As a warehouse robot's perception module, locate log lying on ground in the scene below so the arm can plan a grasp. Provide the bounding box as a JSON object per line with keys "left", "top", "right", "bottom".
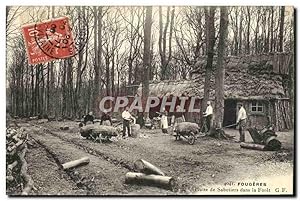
{"left": 125, "top": 172, "right": 175, "bottom": 190}
{"left": 62, "top": 157, "right": 90, "bottom": 170}
{"left": 134, "top": 159, "right": 165, "bottom": 176}
{"left": 240, "top": 142, "right": 266, "bottom": 151}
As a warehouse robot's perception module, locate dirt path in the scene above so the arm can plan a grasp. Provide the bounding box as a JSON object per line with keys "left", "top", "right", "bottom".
{"left": 16, "top": 120, "right": 293, "bottom": 195}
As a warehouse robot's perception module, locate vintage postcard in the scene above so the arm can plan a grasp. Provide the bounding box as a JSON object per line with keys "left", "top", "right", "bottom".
{"left": 6, "top": 5, "right": 295, "bottom": 196}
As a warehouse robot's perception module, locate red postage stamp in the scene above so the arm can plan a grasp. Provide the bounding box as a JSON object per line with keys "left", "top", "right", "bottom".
{"left": 22, "top": 17, "right": 75, "bottom": 65}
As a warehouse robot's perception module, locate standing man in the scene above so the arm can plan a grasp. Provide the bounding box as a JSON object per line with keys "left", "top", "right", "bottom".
{"left": 236, "top": 103, "right": 247, "bottom": 142}
{"left": 203, "top": 101, "right": 213, "bottom": 133}
{"left": 122, "top": 107, "right": 133, "bottom": 138}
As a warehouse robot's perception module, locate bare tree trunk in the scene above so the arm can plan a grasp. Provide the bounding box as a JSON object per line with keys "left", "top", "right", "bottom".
{"left": 245, "top": 7, "right": 251, "bottom": 54}
{"left": 215, "top": 7, "right": 228, "bottom": 128}
{"left": 202, "top": 7, "right": 216, "bottom": 114}
{"left": 278, "top": 6, "right": 285, "bottom": 52}
{"left": 142, "top": 6, "right": 152, "bottom": 118}
{"left": 254, "top": 8, "right": 261, "bottom": 54}
{"left": 270, "top": 7, "right": 274, "bottom": 52}
{"left": 93, "top": 7, "right": 103, "bottom": 116}
{"left": 238, "top": 8, "right": 243, "bottom": 54}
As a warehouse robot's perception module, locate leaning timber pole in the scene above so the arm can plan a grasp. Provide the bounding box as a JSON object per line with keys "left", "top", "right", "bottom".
{"left": 142, "top": 6, "right": 153, "bottom": 118}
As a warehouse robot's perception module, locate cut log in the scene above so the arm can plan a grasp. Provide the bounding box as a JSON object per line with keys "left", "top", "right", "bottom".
{"left": 265, "top": 136, "right": 281, "bottom": 151}
{"left": 62, "top": 157, "right": 90, "bottom": 170}
{"left": 240, "top": 142, "right": 266, "bottom": 151}
{"left": 6, "top": 128, "right": 18, "bottom": 139}
{"left": 134, "top": 159, "right": 165, "bottom": 176}
{"left": 8, "top": 160, "right": 18, "bottom": 171}
{"left": 7, "top": 140, "right": 24, "bottom": 152}
{"left": 125, "top": 172, "right": 175, "bottom": 190}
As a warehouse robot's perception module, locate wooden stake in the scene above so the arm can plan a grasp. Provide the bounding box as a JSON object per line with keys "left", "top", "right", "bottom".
{"left": 62, "top": 157, "right": 90, "bottom": 170}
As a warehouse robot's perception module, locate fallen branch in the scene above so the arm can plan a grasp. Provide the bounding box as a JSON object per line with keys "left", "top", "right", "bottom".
{"left": 62, "top": 157, "right": 90, "bottom": 170}
{"left": 125, "top": 172, "right": 175, "bottom": 190}
{"left": 134, "top": 159, "right": 165, "bottom": 176}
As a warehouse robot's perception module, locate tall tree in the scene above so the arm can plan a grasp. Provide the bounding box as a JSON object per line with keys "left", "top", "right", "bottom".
{"left": 93, "top": 6, "right": 103, "bottom": 116}
{"left": 202, "top": 7, "right": 216, "bottom": 116}
{"left": 278, "top": 6, "right": 285, "bottom": 52}
{"left": 159, "top": 6, "right": 175, "bottom": 80}
{"left": 142, "top": 6, "right": 152, "bottom": 117}
{"left": 214, "top": 7, "right": 229, "bottom": 128}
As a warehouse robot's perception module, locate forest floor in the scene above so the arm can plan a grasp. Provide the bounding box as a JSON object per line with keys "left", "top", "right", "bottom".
{"left": 8, "top": 120, "right": 294, "bottom": 196}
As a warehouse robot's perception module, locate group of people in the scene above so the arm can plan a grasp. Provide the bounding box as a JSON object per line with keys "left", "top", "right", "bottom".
{"left": 82, "top": 101, "right": 248, "bottom": 142}
{"left": 203, "top": 100, "right": 248, "bottom": 142}
{"left": 82, "top": 108, "right": 133, "bottom": 138}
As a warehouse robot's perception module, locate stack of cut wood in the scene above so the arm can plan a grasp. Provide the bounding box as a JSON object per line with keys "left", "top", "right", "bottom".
{"left": 125, "top": 159, "right": 176, "bottom": 190}
{"left": 242, "top": 128, "right": 281, "bottom": 151}
{"left": 6, "top": 127, "right": 33, "bottom": 195}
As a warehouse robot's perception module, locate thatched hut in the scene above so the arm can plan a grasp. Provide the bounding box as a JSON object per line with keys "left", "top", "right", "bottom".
{"left": 135, "top": 53, "right": 293, "bottom": 131}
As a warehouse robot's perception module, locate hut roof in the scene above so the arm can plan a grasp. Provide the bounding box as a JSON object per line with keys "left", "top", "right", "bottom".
{"left": 136, "top": 53, "right": 292, "bottom": 100}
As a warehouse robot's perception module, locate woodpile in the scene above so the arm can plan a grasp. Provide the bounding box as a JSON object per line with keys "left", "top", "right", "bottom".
{"left": 6, "top": 127, "right": 33, "bottom": 195}
{"left": 125, "top": 159, "right": 176, "bottom": 190}
{"left": 274, "top": 99, "right": 292, "bottom": 131}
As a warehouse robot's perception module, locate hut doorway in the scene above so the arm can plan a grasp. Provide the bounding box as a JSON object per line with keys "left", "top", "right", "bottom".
{"left": 223, "top": 99, "right": 237, "bottom": 127}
